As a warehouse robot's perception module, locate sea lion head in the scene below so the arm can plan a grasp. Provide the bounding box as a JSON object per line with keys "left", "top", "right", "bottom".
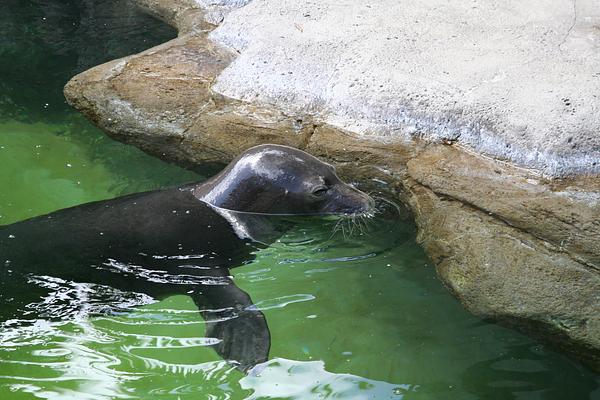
{"left": 194, "top": 144, "right": 372, "bottom": 216}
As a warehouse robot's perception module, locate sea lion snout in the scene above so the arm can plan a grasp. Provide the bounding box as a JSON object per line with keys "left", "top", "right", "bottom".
{"left": 321, "top": 182, "right": 374, "bottom": 216}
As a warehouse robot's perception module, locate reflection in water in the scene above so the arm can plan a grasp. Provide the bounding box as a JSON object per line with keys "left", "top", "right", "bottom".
{"left": 23, "top": 275, "right": 155, "bottom": 320}
{"left": 241, "top": 358, "right": 413, "bottom": 400}
{"left": 0, "top": 0, "right": 177, "bottom": 122}
{"left": 462, "top": 343, "right": 599, "bottom": 400}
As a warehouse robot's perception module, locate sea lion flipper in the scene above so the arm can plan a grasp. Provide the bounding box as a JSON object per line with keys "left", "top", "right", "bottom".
{"left": 205, "top": 306, "right": 270, "bottom": 372}
{"left": 191, "top": 279, "right": 271, "bottom": 372}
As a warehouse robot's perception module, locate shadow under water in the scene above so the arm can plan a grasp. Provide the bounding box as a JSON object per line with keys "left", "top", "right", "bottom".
{"left": 0, "top": 0, "right": 177, "bottom": 123}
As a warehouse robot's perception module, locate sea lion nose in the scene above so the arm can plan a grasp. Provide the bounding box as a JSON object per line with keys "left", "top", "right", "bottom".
{"left": 337, "top": 185, "right": 373, "bottom": 215}
{"left": 356, "top": 192, "right": 375, "bottom": 214}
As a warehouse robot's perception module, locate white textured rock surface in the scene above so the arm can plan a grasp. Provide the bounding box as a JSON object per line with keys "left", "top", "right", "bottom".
{"left": 194, "top": 0, "right": 251, "bottom": 24}
{"left": 209, "top": 0, "right": 600, "bottom": 176}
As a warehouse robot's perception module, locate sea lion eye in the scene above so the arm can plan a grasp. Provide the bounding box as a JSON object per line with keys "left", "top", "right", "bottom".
{"left": 312, "top": 186, "right": 328, "bottom": 196}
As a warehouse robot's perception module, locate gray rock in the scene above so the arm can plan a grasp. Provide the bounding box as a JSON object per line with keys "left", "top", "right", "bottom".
{"left": 210, "top": 0, "right": 600, "bottom": 177}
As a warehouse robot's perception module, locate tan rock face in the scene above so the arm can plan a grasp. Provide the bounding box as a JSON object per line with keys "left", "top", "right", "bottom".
{"left": 407, "top": 180, "right": 600, "bottom": 368}
{"left": 408, "top": 146, "right": 600, "bottom": 267}
{"left": 63, "top": 0, "right": 600, "bottom": 371}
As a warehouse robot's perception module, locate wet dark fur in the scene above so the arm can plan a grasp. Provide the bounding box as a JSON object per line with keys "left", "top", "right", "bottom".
{"left": 0, "top": 145, "right": 371, "bottom": 372}
{"left": 0, "top": 186, "right": 268, "bottom": 371}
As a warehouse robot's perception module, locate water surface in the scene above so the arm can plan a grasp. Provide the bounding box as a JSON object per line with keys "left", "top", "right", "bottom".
{"left": 0, "top": 1, "right": 598, "bottom": 399}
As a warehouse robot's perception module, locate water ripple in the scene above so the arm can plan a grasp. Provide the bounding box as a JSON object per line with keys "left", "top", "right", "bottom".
{"left": 251, "top": 294, "right": 316, "bottom": 311}
{"left": 242, "top": 358, "right": 411, "bottom": 400}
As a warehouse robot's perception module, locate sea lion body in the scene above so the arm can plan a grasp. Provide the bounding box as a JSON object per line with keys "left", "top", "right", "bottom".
{"left": 0, "top": 145, "right": 371, "bottom": 370}
{"left": 0, "top": 187, "right": 253, "bottom": 311}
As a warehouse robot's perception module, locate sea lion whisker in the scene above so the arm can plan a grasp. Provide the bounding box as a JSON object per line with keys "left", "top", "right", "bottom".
{"left": 354, "top": 218, "right": 364, "bottom": 236}
{"left": 345, "top": 218, "right": 353, "bottom": 238}
{"left": 348, "top": 217, "right": 358, "bottom": 238}
{"left": 353, "top": 219, "right": 360, "bottom": 237}
{"left": 358, "top": 215, "right": 369, "bottom": 235}
{"left": 353, "top": 216, "right": 365, "bottom": 236}
{"left": 329, "top": 219, "right": 343, "bottom": 240}
{"left": 346, "top": 217, "right": 355, "bottom": 237}
{"left": 341, "top": 220, "right": 349, "bottom": 240}
{"left": 372, "top": 195, "right": 402, "bottom": 217}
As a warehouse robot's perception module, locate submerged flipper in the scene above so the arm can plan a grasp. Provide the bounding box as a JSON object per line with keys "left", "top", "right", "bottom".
{"left": 191, "top": 277, "right": 271, "bottom": 372}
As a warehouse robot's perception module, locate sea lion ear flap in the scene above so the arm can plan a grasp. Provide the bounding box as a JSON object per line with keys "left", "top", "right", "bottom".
{"left": 191, "top": 280, "right": 271, "bottom": 372}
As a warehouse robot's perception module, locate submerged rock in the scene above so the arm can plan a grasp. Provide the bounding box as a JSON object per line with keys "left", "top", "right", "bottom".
{"left": 64, "top": 0, "right": 600, "bottom": 370}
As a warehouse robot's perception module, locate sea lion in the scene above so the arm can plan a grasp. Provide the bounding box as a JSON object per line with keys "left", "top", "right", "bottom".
{"left": 0, "top": 144, "right": 372, "bottom": 371}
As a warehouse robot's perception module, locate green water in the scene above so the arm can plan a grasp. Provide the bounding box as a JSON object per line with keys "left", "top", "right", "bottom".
{"left": 0, "top": 1, "right": 598, "bottom": 399}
